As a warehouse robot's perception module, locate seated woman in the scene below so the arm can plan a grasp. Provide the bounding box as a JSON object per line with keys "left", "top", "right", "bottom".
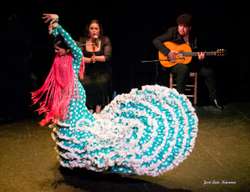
{"left": 79, "top": 19, "right": 112, "bottom": 113}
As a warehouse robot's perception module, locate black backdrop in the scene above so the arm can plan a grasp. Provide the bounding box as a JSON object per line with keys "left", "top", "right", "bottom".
{"left": 1, "top": 0, "right": 249, "bottom": 121}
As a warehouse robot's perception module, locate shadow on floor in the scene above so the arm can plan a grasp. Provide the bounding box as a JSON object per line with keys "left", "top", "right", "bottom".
{"left": 54, "top": 167, "right": 191, "bottom": 192}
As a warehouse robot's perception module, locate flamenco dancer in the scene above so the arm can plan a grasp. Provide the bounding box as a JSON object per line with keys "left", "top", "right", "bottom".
{"left": 32, "top": 13, "right": 198, "bottom": 177}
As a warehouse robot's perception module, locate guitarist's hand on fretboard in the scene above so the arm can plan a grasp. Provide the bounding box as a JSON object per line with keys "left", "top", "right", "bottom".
{"left": 197, "top": 52, "right": 205, "bottom": 60}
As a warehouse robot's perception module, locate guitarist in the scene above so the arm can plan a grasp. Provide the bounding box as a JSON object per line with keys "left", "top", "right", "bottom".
{"left": 153, "top": 13, "right": 223, "bottom": 110}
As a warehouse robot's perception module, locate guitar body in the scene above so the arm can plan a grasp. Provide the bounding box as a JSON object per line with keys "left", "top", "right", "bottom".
{"left": 158, "top": 41, "right": 193, "bottom": 68}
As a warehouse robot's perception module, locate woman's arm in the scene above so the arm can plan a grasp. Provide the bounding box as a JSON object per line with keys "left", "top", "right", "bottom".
{"left": 55, "top": 25, "right": 83, "bottom": 59}
{"left": 42, "top": 13, "right": 82, "bottom": 60}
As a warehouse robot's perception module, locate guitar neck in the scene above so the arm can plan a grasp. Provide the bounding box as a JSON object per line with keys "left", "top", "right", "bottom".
{"left": 183, "top": 51, "right": 219, "bottom": 56}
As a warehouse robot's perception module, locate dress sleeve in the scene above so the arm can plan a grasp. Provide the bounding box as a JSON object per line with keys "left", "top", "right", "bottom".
{"left": 52, "top": 24, "right": 83, "bottom": 60}
{"left": 102, "top": 36, "right": 112, "bottom": 61}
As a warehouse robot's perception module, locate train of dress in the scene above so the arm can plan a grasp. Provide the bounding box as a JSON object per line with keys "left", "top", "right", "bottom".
{"left": 51, "top": 85, "right": 198, "bottom": 177}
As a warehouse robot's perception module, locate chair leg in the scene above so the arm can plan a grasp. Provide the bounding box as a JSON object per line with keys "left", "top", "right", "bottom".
{"left": 193, "top": 73, "right": 198, "bottom": 105}
{"left": 169, "top": 72, "right": 198, "bottom": 105}
{"left": 169, "top": 73, "right": 173, "bottom": 88}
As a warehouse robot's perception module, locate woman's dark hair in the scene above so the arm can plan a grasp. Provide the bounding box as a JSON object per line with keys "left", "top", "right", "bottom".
{"left": 176, "top": 13, "right": 192, "bottom": 26}
{"left": 84, "top": 19, "right": 103, "bottom": 37}
{"left": 53, "top": 35, "right": 69, "bottom": 49}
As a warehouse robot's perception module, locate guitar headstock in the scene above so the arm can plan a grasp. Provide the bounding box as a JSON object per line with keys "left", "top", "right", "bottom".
{"left": 215, "top": 49, "right": 226, "bottom": 56}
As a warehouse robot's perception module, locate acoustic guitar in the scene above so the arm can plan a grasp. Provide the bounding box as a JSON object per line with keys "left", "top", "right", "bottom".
{"left": 158, "top": 41, "right": 225, "bottom": 68}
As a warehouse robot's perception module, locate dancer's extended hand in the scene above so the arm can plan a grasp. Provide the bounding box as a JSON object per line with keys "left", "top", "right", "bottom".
{"left": 42, "top": 13, "right": 59, "bottom": 33}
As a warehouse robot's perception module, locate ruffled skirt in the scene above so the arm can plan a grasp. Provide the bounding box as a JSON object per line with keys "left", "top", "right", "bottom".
{"left": 51, "top": 85, "right": 198, "bottom": 177}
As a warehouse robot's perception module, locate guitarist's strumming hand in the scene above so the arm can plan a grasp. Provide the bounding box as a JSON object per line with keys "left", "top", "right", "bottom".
{"left": 168, "top": 51, "right": 179, "bottom": 61}
{"left": 198, "top": 52, "right": 205, "bottom": 60}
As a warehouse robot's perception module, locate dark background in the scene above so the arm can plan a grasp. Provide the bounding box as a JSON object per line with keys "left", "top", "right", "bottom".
{"left": 0, "top": 0, "right": 249, "bottom": 122}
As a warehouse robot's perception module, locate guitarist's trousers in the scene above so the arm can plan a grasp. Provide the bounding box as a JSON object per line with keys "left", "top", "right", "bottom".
{"left": 170, "top": 63, "right": 217, "bottom": 101}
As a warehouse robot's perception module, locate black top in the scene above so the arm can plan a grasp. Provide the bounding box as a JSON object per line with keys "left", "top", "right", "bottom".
{"left": 79, "top": 36, "right": 112, "bottom": 74}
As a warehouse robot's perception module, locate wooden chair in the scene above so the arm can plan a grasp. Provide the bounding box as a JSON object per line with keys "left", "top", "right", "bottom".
{"left": 169, "top": 72, "right": 198, "bottom": 105}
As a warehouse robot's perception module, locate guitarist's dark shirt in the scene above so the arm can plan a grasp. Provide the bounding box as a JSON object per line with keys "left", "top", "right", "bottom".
{"left": 153, "top": 26, "right": 198, "bottom": 56}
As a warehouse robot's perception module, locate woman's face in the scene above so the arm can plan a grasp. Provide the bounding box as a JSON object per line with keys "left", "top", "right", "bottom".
{"left": 54, "top": 45, "right": 67, "bottom": 56}
{"left": 88, "top": 23, "right": 100, "bottom": 39}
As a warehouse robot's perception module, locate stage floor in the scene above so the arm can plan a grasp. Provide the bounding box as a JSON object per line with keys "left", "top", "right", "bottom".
{"left": 0, "top": 102, "right": 249, "bottom": 192}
